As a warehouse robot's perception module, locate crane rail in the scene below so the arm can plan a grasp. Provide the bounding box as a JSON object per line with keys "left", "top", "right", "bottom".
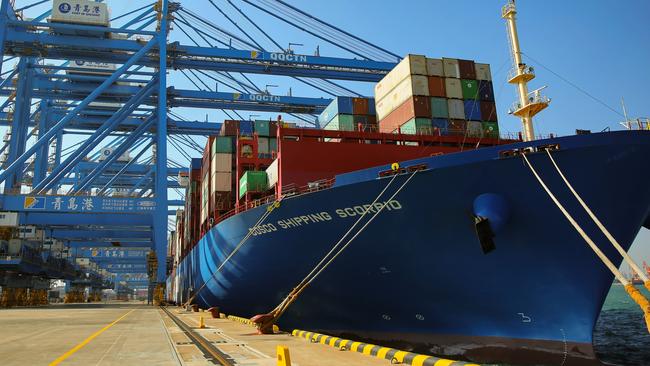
{"left": 160, "top": 306, "right": 236, "bottom": 366}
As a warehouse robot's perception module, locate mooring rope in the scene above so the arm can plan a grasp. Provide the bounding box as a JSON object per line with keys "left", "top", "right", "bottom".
{"left": 522, "top": 152, "right": 650, "bottom": 333}
{"left": 184, "top": 197, "right": 282, "bottom": 307}
{"left": 546, "top": 149, "right": 650, "bottom": 291}
{"left": 267, "top": 170, "right": 419, "bottom": 324}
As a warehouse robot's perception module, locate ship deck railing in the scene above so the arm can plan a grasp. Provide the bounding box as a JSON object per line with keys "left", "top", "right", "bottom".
{"left": 211, "top": 178, "right": 336, "bottom": 228}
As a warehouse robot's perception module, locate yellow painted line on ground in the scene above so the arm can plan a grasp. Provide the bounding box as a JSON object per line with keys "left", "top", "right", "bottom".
{"left": 48, "top": 309, "right": 136, "bottom": 366}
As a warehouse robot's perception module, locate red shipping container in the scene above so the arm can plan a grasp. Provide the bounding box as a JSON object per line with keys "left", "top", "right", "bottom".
{"left": 278, "top": 140, "right": 460, "bottom": 189}
{"left": 378, "top": 96, "right": 431, "bottom": 133}
{"left": 480, "top": 101, "right": 498, "bottom": 122}
{"left": 269, "top": 121, "right": 278, "bottom": 137}
{"left": 448, "top": 119, "right": 467, "bottom": 135}
{"left": 458, "top": 59, "right": 476, "bottom": 79}
{"left": 352, "top": 97, "right": 369, "bottom": 115}
{"left": 427, "top": 76, "right": 446, "bottom": 97}
{"left": 220, "top": 120, "right": 239, "bottom": 136}
{"left": 212, "top": 191, "right": 232, "bottom": 212}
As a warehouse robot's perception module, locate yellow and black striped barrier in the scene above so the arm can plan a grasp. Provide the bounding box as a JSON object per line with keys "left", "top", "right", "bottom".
{"left": 226, "top": 314, "right": 280, "bottom": 332}
{"left": 226, "top": 314, "right": 255, "bottom": 326}
{"left": 291, "top": 330, "right": 479, "bottom": 366}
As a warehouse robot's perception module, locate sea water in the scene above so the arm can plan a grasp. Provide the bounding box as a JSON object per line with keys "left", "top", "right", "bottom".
{"left": 594, "top": 284, "right": 650, "bottom": 365}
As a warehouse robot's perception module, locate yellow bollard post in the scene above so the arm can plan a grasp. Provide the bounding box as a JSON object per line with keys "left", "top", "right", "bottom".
{"left": 277, "top": 345, "right": 291, "bottom": 366}
{"left": 199, "top": 316, "right": 205, "bottom": 329}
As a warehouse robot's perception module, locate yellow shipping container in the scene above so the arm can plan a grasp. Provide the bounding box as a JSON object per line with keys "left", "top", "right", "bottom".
{"left": 374, "top": 54, "right": 427, "bottom": 101}
{"left": 475, "top": 63, "right": 492, "bottom": 81}
{"left": 443, "top": 58, "right": 460, "bottom": 78}
{"left": 375, "top": 75, "right": 429, "bottom": 120}
{"left": 426, "top": 58, "right": 444, "bottom": 76}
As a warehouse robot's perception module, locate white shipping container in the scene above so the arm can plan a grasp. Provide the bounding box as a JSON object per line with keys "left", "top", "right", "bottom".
{"left": 202, "top": 173, "right": 209, "bottom": 207}
{"left": 51, "top": 0, "right": 110, "bottom": 27}
{"left": 200, "top": 202, "right": 207, "bottom": 224}
{"left": 258, "top": 137, "right": 270, "bottom": 154}
{"left": 475, "top": 63, "right": 492, "bottom": 81}
{"left": 178, "top": 172, "right": 189, "bottom": 187}
{"left": 266, "top": 159, "right": 279, "bottom": 188}
{"left": 426, "top": 58, "right": 444, "bottom": 76}
{"left": 396, "top": 54, "right": 428, "bottom": 75}
{"left": 213, "top": 153, "right": 232, "bottom": 173}
{"left": 376, "top": 75, "right": 429, "bottom": 120}
{"left": 467, "top": 121, "right": 484, "bottom": 137}
{"left": 374, "top": 54, "right": 427, "bottom": 101}
{"left": 0, "top": 212, "right": 18, "bottom": 227}
{"left": 444, "top": 78, "right": 463, "bottom": 99}
{"left": 375, "top": 98, "right": 394, "bottom": 123}
{"left": 174, "top": 231, "right": 182, "bottom": 263}
{"left": 448, "top": 99, "right": 466, "bottom": 120}
{"left": 443, "top": 58, "right": 460, "bottom": 78}
{"left": 213, "top": 172, "right": 232, "bottom": 192}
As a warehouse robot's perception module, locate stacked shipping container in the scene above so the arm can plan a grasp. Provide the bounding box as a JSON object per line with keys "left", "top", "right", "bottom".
{"left": 182, "top": 158, "right": 201, "bottom": 258}
{"left": 375, "top": 55, "right": 499, "bottom": 137}
{"left": 174, "top": 209, "right": 184, "bottom": 268}
{"left": 188, "top": 120, "right": 281, "bottom": 238}
{"left": 212, "top": 136, "right": 234, "bottom": 212}
{"left": 319, "top": 97, "right": 377, "bottom": 132}
{"left": 254, "top": 120, "right": 278, "bottom": 157}
{"left": 175, "top": 56, "right": 503, "bottom": 260}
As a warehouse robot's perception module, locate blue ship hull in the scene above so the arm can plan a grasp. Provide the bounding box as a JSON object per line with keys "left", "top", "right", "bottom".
{"left": 172, "top": 131, "right": 650, "bottom": 365}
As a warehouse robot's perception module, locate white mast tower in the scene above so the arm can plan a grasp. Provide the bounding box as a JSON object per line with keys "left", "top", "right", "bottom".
{"left": 502, "top": 0, "right": 550, "bottom": 141}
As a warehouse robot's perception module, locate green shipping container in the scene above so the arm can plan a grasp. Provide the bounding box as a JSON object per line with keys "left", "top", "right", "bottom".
{"left": 461, "top": 79, "right": 479, "bottom": 100}
{"left": 400, "top": 118, "right": 431, "bottom": 135}
{"left": 254, "top": 120, "right": 271, "bottom": 136}
{"left": 323, "top": 114, "right": 355, "bottom": 131}
{"left": 239, "top": 171, "right": 268, "bottom": 198}
{"left": 430, "top": 97, "right": 449, "bottom": 118}
{"left": 213, "top": 136, "right": 233, "bottom": 153}
{"left": 269, "top": 138, "right": 277, "bottom": 152}
{"left": 482, "top": 122, "right": 499, "bottom": 138}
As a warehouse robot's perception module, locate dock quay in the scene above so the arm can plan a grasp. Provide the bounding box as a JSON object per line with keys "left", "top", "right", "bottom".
{"left": 0, "top": 302, "right": 474, "bottom": 366}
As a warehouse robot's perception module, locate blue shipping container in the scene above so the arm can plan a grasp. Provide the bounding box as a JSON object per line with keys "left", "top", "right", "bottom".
{"left": 431, "top": 118, "right": 449, "bottom": 134}
{"left": 191, "top": 158, "right": 202, "bottom": 170}
{"left": 239, "top": 120, "right": 254, "bottom": 135}
{"left": 318, "top": 97, "right": 354, "bottom": 125}
{"left": 368, "top": 98, "right": 376, "bottom": 116}
{"left": 478, "top": 81, "right": 495, "bottom": 102}
{"left": 464, "top": 100, "right": 482, "bottom": 121}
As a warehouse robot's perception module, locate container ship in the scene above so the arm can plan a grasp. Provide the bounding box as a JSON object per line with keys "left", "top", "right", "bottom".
{"left": 166, "top": 2, "right": 650, "bottom": 365}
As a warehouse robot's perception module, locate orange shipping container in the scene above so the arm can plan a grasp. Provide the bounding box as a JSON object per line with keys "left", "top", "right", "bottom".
{"left": 428, "top": 76, "right": 446, "bottom": 97}
{"left": 352, "top": 98, "right": 369, "bottom": 115}
{"left": 458, "top": 59, "right": 476, "bottom": 79}
{"left": 448, "top": 119, "right": 467, "bottom": 135}
{"left": 379, "top": 96, "right": 431, "bottom": 133}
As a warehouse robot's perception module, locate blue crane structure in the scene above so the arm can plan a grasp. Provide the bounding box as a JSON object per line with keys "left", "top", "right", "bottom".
{"left": 0, "top": 0, "right": 399, "bottom": 301}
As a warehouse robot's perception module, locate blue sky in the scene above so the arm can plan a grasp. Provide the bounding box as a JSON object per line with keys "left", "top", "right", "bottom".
{"left": 16, "top": 0, "right": 650, "bottom": 267}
